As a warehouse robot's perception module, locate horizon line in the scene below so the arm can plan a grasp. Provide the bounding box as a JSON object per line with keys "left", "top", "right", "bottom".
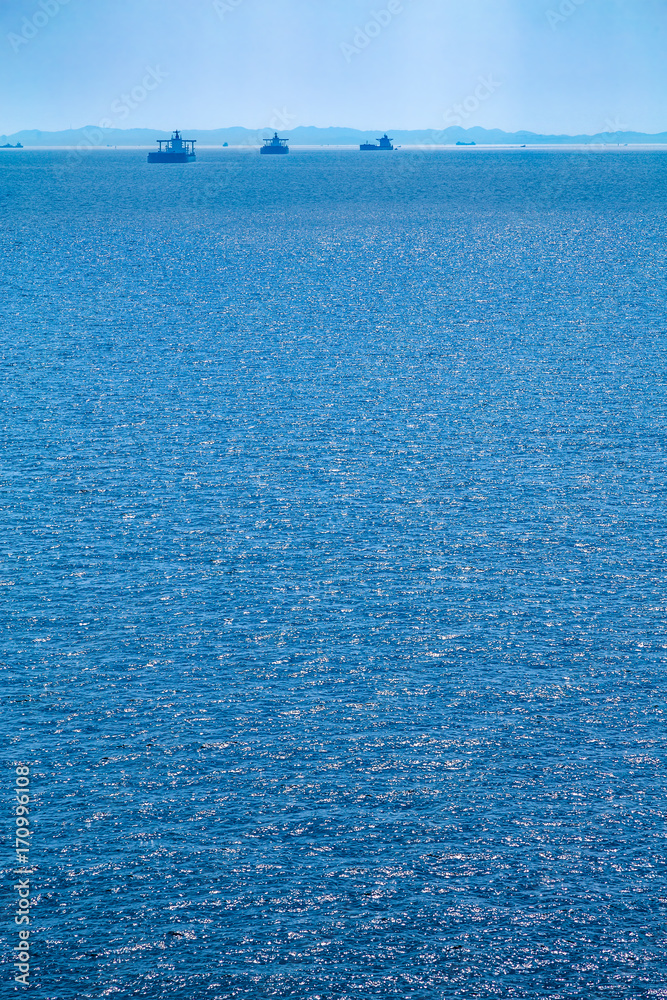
{"left": 3, "top": 124, "right": 667, "bottom": 139}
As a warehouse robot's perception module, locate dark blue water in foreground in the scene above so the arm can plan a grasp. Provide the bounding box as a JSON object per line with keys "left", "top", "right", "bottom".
{"left": 2, "top": 148, "right": 667, "bottom": 998}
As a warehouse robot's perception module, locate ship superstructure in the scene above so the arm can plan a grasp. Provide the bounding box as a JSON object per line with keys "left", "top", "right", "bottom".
{"left": 147, "top": 131, "right": 196, "bottom": 163}
{"left": 260, "top": 133, "right": 289, "bottom": 155}
{"left": 360, "top": 134, "right": 394, "bottom": 151}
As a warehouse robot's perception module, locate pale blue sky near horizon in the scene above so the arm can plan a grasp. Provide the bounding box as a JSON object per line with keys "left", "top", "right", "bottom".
{"left": 0, "top": 0, "right": 665, "bottom": 135}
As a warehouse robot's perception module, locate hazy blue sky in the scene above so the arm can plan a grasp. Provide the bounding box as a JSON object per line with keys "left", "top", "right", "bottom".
{"left": 1, "top": 0, "right": 666, "bottom": 134}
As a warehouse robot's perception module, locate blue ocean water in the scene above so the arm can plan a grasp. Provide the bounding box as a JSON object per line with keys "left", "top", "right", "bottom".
{"left": 2, "top": 148, "right": 667, "bottom": 998}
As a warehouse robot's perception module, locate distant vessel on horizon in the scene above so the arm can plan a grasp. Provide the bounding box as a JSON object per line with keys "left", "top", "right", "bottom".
{"left": 360, "top": 134, "right": 394, "bottom": 151}
{"left": 456, "top": 140, "right": 476, "bottom": 146}
{"left": 147, "top": 131, "right": 196, "bottom": 163}
{"left": 260, "top": 133, "right": 289, "bottom": 155}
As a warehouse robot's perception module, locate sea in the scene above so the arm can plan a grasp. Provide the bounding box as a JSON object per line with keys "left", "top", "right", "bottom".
{"left": 2, "top": 147, "right": 667, "bottom": 999}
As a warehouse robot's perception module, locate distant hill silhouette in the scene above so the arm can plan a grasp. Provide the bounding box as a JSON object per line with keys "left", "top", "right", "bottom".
{"left": 2, "top": 125, "right": 666, "bottom": 147}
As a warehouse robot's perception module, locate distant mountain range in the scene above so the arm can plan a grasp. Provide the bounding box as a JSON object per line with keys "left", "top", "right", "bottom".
{"left": 1, "top": 125, "right": 666, "bottom": 147}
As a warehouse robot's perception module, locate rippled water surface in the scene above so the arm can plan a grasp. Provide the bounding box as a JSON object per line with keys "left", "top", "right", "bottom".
{"left": 2, "top": 148, "right": 667, "bottom": 998}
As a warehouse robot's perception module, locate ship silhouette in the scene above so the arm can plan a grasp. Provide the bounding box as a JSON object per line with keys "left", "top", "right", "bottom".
{"left": 260, "top": 133, "right": 289, "bottom": 155}
{"left": 147, "top": 131, "right": 196, "bottom": 164}
{"left": 360, "top": 134, "right": 394, "bottom": 151}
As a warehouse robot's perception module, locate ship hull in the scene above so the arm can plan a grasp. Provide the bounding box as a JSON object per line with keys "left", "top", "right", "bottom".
{"left": 260, "top": 147, "right": 289, "bottom": 155}
{"left": 359, "top": 145, "right": 393, "bottom": 151}
{"left": 147, "top": 152, "right": 196, "bottom": 163}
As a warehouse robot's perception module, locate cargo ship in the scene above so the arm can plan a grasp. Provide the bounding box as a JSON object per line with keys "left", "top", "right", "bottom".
{"left": 147, "top": 131, "right": 196, "bottom": 163}
{"left": 360, "top": 134, "right": 394, "bottom": 151}
{"left": 260, "top": 133, "right": 289, "bottom": 155}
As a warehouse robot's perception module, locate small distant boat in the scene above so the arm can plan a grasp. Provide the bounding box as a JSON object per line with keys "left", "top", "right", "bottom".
{"left": 456, "top": 141, "right": 476, "bottom": 146}
{"left": 0, "top": 142, "right": 23, "bottom": 149}
{"left": 147, "top": 130, "right": 196, "bottom": 164}
{"left": 360, "top": 134, "right": 394, "bottom": 151}
{"left": 260, "top": 133, "right": 289, "bottom": 155}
